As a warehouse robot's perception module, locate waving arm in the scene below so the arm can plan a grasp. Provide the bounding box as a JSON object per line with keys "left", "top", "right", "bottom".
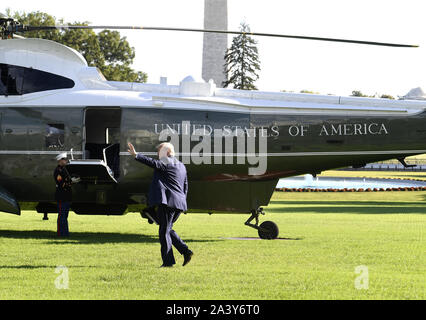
{"left": 135, "top": 153, "right": 167, "bottom": 171}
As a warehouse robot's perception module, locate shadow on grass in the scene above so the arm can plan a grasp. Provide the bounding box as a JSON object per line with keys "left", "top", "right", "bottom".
{"left": 267, "top": 201, "right": 426, "bottom": 214}
{"left": 223, "top": 237, "right": 303, "bottom": 241}
{"left": 0, "top": 265, "right": 94, "bottom": 269}
{"left": 0, "top": 230, "right": 221, "bottom": 245}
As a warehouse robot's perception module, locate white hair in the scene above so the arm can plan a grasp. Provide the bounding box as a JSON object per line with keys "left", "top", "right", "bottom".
{"left": 156, "top": 142, "right": 175, "bottom": 157}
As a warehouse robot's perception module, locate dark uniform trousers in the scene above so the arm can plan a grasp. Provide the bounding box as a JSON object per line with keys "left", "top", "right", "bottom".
{"left": 157, "top": 204, "right": 189, "bottom": 266}
{"left": 57, "top": 201, "right": 70, "bottom": 237}
{"left": 54, "top": 165, "right": 72, "bottom": 237}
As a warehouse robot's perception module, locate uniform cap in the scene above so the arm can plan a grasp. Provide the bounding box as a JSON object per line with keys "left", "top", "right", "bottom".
{"left": 55, "top": 152, "right": 68, "bottom": 161}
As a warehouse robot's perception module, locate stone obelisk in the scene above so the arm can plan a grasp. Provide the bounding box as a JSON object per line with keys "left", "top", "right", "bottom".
{"left": 202, "top": 0, "right": 228, "bottom": 87}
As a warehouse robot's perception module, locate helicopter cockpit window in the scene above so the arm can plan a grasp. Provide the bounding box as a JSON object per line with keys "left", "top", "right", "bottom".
{"left": 0, "top": 64, "right": 75, "bottom": 96}
{"left": 45, "top": 124, "right": 65, "bottom": 149}
{"left": 4, "top": 65, "right": 24, "bottom": 95}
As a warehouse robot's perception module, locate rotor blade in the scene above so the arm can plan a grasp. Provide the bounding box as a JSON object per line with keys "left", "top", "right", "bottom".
{"left": 22, "top": 25, "right": 419, "bottom": 48}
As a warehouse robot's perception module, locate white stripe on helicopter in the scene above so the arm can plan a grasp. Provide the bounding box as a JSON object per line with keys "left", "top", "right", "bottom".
{"left": 0, "top": 150, "right": 425, "bottom": 156}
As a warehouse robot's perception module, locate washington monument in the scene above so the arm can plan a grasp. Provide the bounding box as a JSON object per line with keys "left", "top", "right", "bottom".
{"left": 202, "top": 0, "right": 228, "bottom": 87}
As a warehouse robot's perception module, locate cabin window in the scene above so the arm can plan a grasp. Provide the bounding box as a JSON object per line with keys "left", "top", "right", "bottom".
{"left": 106, "top": 127, "right": 120, "bottom": 144}
{"left": 0, "top": 64, "right": 75, "bottom": 96}
{"left": 45, "top": 123, "right": 65, "bottom": 149}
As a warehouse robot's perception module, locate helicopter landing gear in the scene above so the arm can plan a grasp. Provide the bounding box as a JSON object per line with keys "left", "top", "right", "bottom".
{"left": 244, "top": 207, "right": 279, "bottom": 240}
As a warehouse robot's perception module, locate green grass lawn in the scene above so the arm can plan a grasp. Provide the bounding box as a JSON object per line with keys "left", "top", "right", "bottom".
{"left": 0, "top": 191, "right": 424, "bottom": 300}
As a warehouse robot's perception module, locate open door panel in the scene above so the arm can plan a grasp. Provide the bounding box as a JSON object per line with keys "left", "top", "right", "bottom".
{"left": 66, "top": 159, "right": 117, "bottom": 184}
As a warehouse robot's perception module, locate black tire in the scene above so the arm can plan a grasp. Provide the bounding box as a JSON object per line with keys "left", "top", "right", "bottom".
{"left": 258, "top": 221, "right": 279, "bottom": 240}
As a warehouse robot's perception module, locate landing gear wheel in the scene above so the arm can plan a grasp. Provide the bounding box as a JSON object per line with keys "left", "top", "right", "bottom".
{"left": 258, "top": 221, "right": 279, "bottom": 240}
{"left": 244, "top": 208, "right": 280, "bottom": 239}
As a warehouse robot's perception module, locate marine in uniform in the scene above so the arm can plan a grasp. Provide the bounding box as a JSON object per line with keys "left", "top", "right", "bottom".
{"left": 127, "top": 142, "right": 193, "bottom": 267}
{"left": 53, "top": 153, "right": 79, "bottom": 237}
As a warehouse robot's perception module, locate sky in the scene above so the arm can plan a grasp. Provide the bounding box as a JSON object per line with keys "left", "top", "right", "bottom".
{"left": 2, "top": 0, "right": 426, "bottom": 97}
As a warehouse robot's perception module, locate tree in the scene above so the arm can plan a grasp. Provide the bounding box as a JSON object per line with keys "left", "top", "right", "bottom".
{"left": 351, "top": 90, "right": 377, "bottom": 98}
{"left": 300, "top": 90, "right": 320, "bottom": 94}
{"left": 379, "top": 94, "right": 395, "bottom": 100}
{"left": 222, "top": 22, "right": 260, "bottom": 90}
{"left": 97, "top": 30, "right": 146, "bottom": 82}
{"left": 7, "top": 9, "right": 147, "bottom": 83}
{"left": 351, "top": 90, "right": 395, "bottom": 99}
{"left": 351, "top": 90, "right": 369, "bottom": 97}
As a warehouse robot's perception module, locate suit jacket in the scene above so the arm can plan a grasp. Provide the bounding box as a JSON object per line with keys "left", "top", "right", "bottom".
{"left": 135, "top": 153, "right": 188, "bottom": 211}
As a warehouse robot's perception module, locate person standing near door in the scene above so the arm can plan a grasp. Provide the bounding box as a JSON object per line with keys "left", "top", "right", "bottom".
{"left": 53, "top": 152, "right": 79, "bottom": 237}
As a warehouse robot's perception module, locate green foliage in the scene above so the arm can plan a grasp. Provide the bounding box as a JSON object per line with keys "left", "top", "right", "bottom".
{"left": 300, "top": 90, "right": 320, "bottom": 94}
{"left": 223, "top": 22, "right": 261, "bottom": 90}
{"left": 351, "top": 90, "right": 371, "bottom": 97}
{"left": 352, "top": 91, "right": 396, "bottom": 99}
{"left": 7, "top": 9, "right": 147, "bottom": 83}
{"left": 7, "top": 8, "right": 63, "bottom": 42}
{"left": 380, "top": 94, "right": 395, "bottom": 100}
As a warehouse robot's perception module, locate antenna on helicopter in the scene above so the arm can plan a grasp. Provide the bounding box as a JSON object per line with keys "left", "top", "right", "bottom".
{"left": 0, "top": 13, "right": 419, "bottom": 47}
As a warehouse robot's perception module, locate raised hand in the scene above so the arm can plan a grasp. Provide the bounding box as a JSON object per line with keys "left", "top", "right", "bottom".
{"left": 127, "top": 142, "right": 137, "bottom": 157}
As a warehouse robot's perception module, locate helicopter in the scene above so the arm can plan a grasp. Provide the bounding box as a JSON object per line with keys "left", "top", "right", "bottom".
{"left": 0, "top": 13, "right": 423, "bottom": 239}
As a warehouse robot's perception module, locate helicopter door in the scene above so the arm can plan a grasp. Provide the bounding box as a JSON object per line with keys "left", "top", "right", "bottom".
{"left": 66, "top": 107, "right": 121, "bottom": 184}
{"left": 66, "top": 159, "right": 117, "bottom": 184}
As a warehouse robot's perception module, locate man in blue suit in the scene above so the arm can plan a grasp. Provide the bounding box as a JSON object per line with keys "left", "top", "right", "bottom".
{"left": 127, "top": 142, "right": 193, "bottom": 267}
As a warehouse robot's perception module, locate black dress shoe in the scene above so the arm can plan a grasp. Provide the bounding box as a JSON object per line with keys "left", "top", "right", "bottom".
{"left": 160, "top": 264, "right": 173, "bottom": 268}
{"left": 182, "top": 250, "right": 193, "bottom": 266}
